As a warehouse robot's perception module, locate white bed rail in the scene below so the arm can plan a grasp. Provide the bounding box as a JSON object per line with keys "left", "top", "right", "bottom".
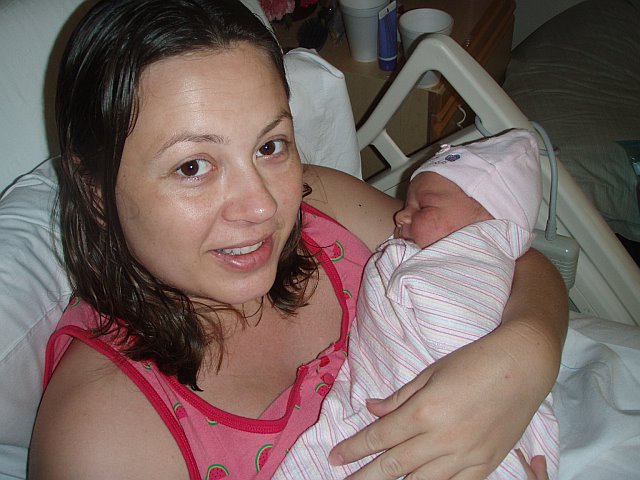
{"left": 358, "top": 34, "right": 640, "bottom": 326}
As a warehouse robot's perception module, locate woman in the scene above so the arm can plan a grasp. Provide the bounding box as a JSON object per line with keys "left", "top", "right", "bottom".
{"left": 29, "top": 0, "right": 568, "bottom": 479}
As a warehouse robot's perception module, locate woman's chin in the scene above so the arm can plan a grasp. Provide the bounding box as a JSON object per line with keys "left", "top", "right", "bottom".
{"left": 188, "top": 276, "right": 275, "bottom": 310}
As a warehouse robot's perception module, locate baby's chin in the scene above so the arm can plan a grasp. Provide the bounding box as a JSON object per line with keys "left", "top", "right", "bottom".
{"left": 410, "top": 237, "right": 437, "bottom": 249}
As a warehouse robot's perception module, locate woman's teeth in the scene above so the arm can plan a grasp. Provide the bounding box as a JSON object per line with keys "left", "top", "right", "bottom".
{"left": 218, "top": 241, "right": 263, "bottom": 256}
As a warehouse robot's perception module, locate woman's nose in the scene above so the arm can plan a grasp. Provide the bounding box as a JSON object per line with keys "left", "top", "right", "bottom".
{"left": 222, "top": 168, "right": 277, "bottom": 223}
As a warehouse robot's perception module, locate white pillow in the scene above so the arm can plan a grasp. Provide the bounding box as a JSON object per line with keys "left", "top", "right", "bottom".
{"left": 286, "top": 48, "right": 362, "bottom": 179}
{"left": 0, "top": 160, "right": 71, "bottom": 479}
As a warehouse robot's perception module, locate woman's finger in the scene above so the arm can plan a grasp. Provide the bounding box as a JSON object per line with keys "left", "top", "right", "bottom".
{"left": 364, "top": 368, "right": 430, "bottom": 418}
{"left": 328, "top": 408, "right": 420, "bottom": 468}
{"left": 342, "top": 434, "right": 443, "bottom": 480}
{"left": 515, "top": 449, "right": 549, "bottom": 480}
{"left": 329, "top": 371, "right": 432, "bottom": 466}
{"left": 344, "top": 441, "right": 495, "bottom": 480}
{"left": 529, "top": 456, "right": 548, "bottom": 480}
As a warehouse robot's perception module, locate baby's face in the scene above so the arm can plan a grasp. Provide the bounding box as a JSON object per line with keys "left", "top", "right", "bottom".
{"left": 394, "top": 172, "right": 492, "bottom": 248}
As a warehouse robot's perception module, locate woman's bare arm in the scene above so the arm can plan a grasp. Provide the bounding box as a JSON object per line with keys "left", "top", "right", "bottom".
{"left": 503, "top": 248, "right": 568, "bottom": 390}
{"left": 303, "top": 165, "right": 401, "bottom": 250}
{"left": 29, "top": 341, "right": 187, "bottom": 480}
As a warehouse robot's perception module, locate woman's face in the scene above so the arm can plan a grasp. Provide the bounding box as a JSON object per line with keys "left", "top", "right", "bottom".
{"left": 394, "top": 172, "right": 492, "bottom": 248}
{"left": 116, "top": 43, "right": 302, "bottom": 307}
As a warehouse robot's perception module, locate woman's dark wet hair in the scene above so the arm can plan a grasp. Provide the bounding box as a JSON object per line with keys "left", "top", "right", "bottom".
{"left": 56, "top": 0, "right": 316, "bottom": 389}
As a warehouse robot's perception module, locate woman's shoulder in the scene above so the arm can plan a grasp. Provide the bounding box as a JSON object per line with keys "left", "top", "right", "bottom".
{"left": 29, "top": 340, "right": 187, "bottom": 479}
{"left": 302, "top": 165, "right": 401, "bottom": 250}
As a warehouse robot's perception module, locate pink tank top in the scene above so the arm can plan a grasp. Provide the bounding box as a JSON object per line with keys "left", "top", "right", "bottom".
{"left": 43, "top": 203, "right": 371, "bottom": 480}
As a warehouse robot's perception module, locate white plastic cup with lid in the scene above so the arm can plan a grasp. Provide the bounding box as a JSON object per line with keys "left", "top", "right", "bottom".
{"left": 339, "top": 0, "right": 389, "bottom": 62}
{"left": 399, "top": 8, "right": 454, "bottom": 87}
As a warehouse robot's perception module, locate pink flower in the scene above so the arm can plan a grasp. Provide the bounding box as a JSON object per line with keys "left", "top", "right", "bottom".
{"left": 260, "top": 0, "right": 296, "bottom": 21}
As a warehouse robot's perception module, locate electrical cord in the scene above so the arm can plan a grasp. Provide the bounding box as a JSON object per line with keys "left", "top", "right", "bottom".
{"left": 456, "top": 104, "right": 467, "bottom": 129}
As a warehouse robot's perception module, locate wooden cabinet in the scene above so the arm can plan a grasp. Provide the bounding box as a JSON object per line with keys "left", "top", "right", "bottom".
{"left": 424, "top": 0, "right": 515, "bottom": 142}
{"left": 274, "top": 0, "right": 515, "bottom": 178}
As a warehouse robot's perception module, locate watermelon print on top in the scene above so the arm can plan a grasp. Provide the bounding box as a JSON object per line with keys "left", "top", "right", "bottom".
{"left": 255, "top": 444, "right": 272, "bottom": 472}
{"left": 206, "top": 464, "right": 229, "bottom": 479}
{"left": 329, "top": 240, "right": 345, "bottom": 262}
{"left": 42, "top": 203, "right": 371, "bottom": 480}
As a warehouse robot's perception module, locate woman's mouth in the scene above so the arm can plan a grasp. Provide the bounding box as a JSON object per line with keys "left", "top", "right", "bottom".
{"left": 216, "top": 241, "right": 264, "bottom": 256}
{"left": 211, "top": 237, "right": 274, "bottom": 271}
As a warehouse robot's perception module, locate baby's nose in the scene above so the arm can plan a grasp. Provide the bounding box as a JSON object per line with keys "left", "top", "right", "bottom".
{"left": 394, "top": 209, "right": 411, "bottom": 226}
{"left": 394, "top": 210, "right": 411, "bottom": 238}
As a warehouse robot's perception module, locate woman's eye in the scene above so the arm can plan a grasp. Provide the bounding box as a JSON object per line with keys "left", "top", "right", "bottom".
{"left": 176, "top": 159, "right": 211, "bottom": 178}
{"left": 256, "top": 140, "right": 285, "bottom": 157}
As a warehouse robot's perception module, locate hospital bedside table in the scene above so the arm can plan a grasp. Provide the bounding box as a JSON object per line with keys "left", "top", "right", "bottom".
{"left": 274, "top": 0, "right": 515, "bottom": 179}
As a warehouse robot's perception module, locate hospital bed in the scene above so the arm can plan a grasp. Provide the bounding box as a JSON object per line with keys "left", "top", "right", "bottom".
{"left": 356, "top": 33, "right": 640, "bottom": 327}
{"left": 356, "top": 36, "right": 640, "bottom": 478}
{"left": 1, "top": 0, "right": 639, "bottom": 478}
{"left": 504, "top": 0, "right": 640, "bottom": 256}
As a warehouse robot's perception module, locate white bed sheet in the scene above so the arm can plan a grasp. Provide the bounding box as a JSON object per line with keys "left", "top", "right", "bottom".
{"left": 554, "top": 313, "right": 640, "bottom": 479}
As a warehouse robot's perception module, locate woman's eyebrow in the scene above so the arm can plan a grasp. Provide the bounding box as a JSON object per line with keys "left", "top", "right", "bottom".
{"left": 154, "top": 132, "right": 228, "bottom": 159}
{"left": 258, "top": 109, "right": 292, "bottom": 139}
